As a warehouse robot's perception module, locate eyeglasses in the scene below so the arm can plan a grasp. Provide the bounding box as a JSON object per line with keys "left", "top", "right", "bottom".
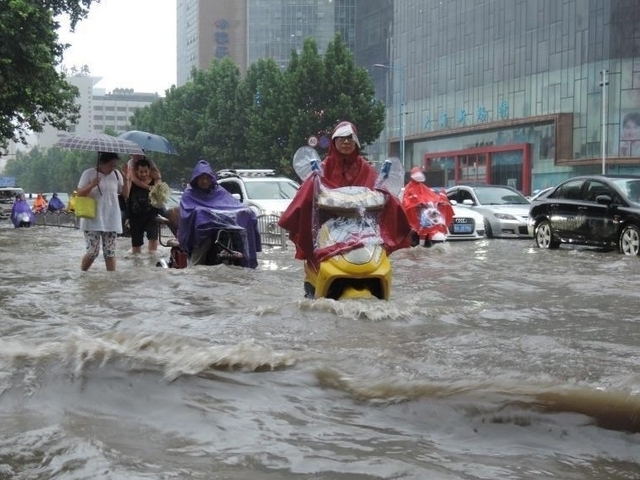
{"left": 335, "top": 136, "right": 354, "bottom": 143}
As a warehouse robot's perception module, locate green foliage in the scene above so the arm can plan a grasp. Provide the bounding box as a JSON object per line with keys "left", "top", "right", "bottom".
{"left": 6, "top": 30, "right": 385, "bottom": 189}
{"left": 131, "top": 31, "right": 385, "bottom": 185}
{"left": 281, "top": 38, "right": 328, "bottom": 173}
{"left": 322, "top": 35, "right": 386, "bottom": 147}
{"left": 196, "top": 59, "right": 244, "bottom": 168}
{"left": 130, "top": 59, "right": 245, "bottom": 181}
{"left": 0, "top": 0, "right": 95, "bottom": 146}
{"left": 129, "top": 32, "right": 383, "bottom": 181}
{"left": 2, "top": 1, "right": 386, "bottom": 188}
{"left": 277, "top": 34, "right": 385, "bottom": 175}
{"left": 240, "top": 58, "right": 289, "bottom": 171}
{"left": 5, "top": 146, "right": 95, "bottom": 194}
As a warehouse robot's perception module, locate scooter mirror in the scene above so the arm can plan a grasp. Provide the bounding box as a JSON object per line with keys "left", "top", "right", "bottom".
{"left": 376, "top": 157, "right": 404, "bottom": 196}
{"left": 293, "top": 146, "right": 322, "bottom": 181}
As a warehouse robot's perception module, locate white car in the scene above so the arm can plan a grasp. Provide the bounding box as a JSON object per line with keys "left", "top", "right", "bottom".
{"left": 0, "top": 187, "right": 25, "bottom": 219}
{"left": 217, "top": 169, "right": 300, "bottom": 248}
{"left": 217, "top": 169, "right": 299, "bottom": 216}
{"left": 445, "top": 185, "right": 531, "bottom": 239}
{"left": 447, "top": 204, "right": 486, "bottom": 240}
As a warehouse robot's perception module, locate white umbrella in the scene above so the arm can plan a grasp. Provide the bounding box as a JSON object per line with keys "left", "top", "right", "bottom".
{"left": 54, "top": 133, "right": 145, "bottom": 155}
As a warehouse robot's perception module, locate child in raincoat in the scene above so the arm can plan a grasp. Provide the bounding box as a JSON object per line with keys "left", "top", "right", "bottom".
{"left": 32, "top": 193, "right": 48, "bottom": 213}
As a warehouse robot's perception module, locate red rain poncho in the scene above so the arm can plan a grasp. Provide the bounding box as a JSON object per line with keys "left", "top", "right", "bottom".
{"left": 279, "top": 122, "right": 411, "bottom": 267}
{"left": 401, "top": 180, "right": 454, "bottom": 235}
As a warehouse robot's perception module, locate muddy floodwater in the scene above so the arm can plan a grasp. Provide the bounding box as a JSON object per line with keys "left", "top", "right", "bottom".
{"left": 1, "top": 224, "right": 639, "bottom": 479}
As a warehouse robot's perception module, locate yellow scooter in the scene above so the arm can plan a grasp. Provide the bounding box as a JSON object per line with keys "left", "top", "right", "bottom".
{"left": 303, "top": 185, "right": 392, "bottom": 300}
{"left": 291, "top": 147, "right": 404, "bottom": 300}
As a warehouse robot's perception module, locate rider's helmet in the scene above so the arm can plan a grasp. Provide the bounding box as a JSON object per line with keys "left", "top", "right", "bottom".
{"left": 331, "top": 121, "right": 361, "bottom": 149}
{"left": 410, "top": 166, "right": 426, "bottom": 183}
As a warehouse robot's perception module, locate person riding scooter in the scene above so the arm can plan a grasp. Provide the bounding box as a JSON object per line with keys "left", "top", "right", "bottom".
{"left": 278, "top": 120, "right": 412, "bottom": 299}
{"left": 11, "top": 193, "right": 36, "bottom": 227}
{"left": 47, "top": 192, "right": 65, "bottom": 212}
{"left": 402, "top": 166, "right": 454, "bottom": 247}
{"left": 178, "top": 159, "right": 261, "bottom": 268}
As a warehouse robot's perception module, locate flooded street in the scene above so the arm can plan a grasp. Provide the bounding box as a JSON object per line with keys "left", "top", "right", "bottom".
{"left": 0, "top": 224, "right": 639, "bottom": 479}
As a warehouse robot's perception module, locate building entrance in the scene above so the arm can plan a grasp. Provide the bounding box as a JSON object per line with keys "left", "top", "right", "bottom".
{"left": 422, "top": 143, "right": 532, "bottom": 195}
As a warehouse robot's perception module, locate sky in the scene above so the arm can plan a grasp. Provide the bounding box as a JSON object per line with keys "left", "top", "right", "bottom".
{"left": 57, "top": 0, "right": 177, "bottom": 94}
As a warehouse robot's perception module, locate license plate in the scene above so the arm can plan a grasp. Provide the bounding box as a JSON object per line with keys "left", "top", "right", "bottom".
{"left": 453, "top": 223, "right": 474, "bottom": 234}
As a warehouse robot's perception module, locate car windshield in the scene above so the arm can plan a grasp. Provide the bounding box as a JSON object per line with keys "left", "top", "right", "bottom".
{"left": 612, "top": 178, "right": 640, "bottom": 202}
{"left": 245, "top": 180, "right": 298, "bottom": 200}
{"left": 474, "top": 187, "right": 529, "bottom": 205}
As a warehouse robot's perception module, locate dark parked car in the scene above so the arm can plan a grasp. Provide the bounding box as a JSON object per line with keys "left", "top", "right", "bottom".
{"left": 528, "top": 186, "right": 554, "bottom": 203}
{"left": 528, "top": 174, "right": 640, "bottom": 255}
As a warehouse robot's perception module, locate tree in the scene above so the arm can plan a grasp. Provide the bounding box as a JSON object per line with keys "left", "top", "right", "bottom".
{"left": 321, "top": 34, "right": 385, "bottom": 149}
{"left": 195, "top": 59, "right": 244, "bottom": 169}
{"left": 0, "top": 0, "right": 94, "bottom": 146}
{"left": 281, "top": 38, "right": 328, "bottom": 173}
{"left": 125, "top": 34, "right": 384, "bottom": 181}
{"left": 131, "top": 59, "right": 245, "bottom": 175}
{"left": 4, "top": 146, "right": 94, "bottom": 194}
{"left": 239, "top": 58, "right": 289, "bottom": 171}
{"left": 277, "top": 34, "right": 385, "bottom": 175}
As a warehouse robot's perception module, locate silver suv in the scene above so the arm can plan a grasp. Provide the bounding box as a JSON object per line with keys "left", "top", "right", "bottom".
{"left": 216, "top": 169, "right": 299, "bottom": 216}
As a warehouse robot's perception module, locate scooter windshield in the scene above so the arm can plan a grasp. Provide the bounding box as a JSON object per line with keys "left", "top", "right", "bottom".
{"left": 312, "top": 184, "right": 385, "bottom": 262}
{"left": 199, "top": 208, "right": 247, "bottom": 231}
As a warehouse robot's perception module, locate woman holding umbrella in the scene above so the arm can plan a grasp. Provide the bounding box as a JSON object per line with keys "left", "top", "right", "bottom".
{"left": 77, "top": 151, "right": 129, "bottom": 272}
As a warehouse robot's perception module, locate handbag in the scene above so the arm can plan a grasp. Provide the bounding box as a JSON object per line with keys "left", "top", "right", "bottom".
{"left": 75, "top": 196, "right": 97, "bottom": 219}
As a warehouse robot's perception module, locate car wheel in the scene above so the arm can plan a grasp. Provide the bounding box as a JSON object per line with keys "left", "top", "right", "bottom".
{"left": 619, "top": 224, "right": 640, "bottom": 256}
{"left": 483, "top": 219, "right": 493, "bottom": 238}
{"left": 535, "top": 220, "right": 560, "bottom": 249}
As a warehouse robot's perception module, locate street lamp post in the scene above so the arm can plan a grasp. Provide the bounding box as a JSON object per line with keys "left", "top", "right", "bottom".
{"left": 600, "top": 69, "right": 609, "bottom": 175}
{"left": 373, "top": 63, "right": 405, "bottom": 171}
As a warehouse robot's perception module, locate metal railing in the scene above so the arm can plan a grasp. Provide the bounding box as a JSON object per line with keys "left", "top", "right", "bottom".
{"left": 34, "top": 211, "right": 78, "bottom": 228}
{"left": 29, "top": 211, "right": 289, "bottom": 250}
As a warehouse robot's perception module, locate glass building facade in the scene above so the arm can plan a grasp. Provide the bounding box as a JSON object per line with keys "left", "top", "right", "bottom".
{"left": 247, "top": 0, "right": 355, "bottom": 68}
{"left": 373, "top": 0, "right": 640, "bottom": 193}
{"left": 177, "top": 1, "right": 355, "bottom": 83}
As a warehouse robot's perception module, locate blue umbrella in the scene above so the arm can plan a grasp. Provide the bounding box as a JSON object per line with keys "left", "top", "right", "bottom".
{"left": 118, "top": 130, "right": 178, "bottom": 155}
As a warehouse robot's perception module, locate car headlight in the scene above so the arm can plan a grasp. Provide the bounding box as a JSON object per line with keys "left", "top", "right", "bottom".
{"left": 493, "top": 213, "right": 518, "bottom": 220}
